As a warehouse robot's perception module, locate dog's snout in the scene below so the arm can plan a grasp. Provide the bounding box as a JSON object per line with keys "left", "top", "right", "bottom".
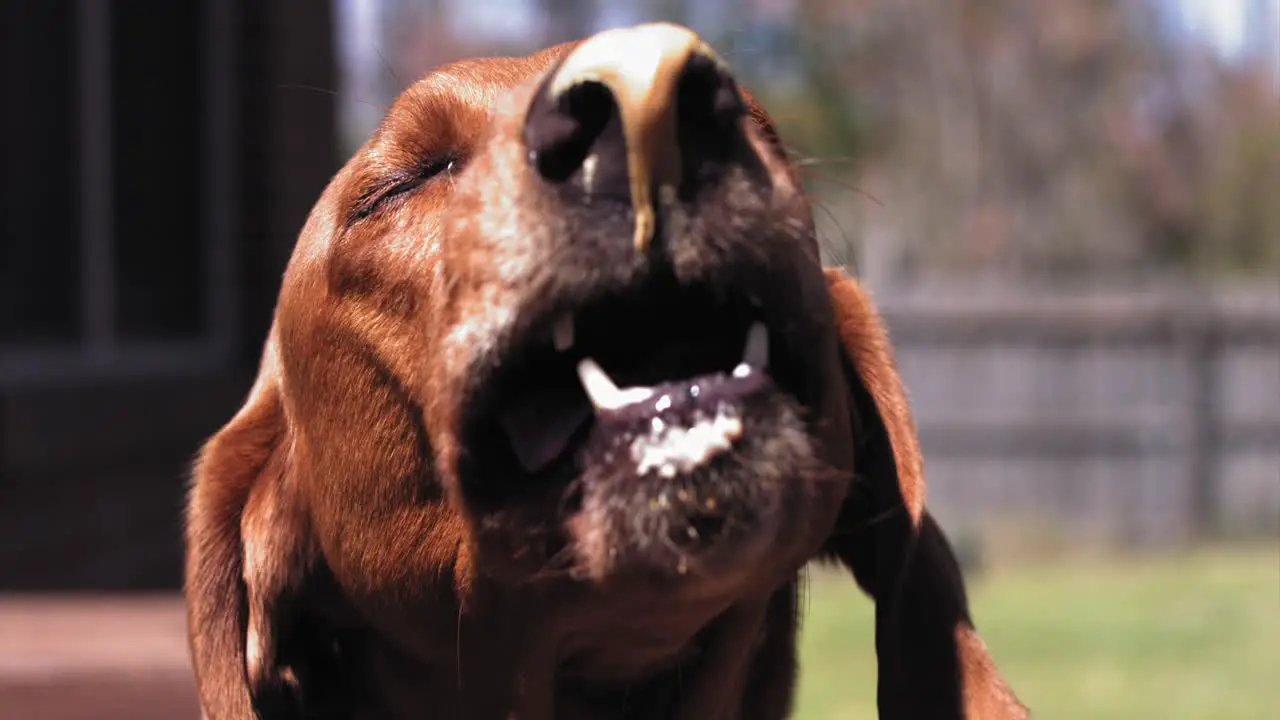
{"left": 523, "top": 23, "right": 748, "bottom": 253}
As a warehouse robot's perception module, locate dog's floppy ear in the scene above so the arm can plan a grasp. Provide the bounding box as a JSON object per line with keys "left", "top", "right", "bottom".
{"left": 820, "top": 268, "right": 1027, "bottom": 719}
{"left": 185, "top": 339, "right": 354, "bottom": 719}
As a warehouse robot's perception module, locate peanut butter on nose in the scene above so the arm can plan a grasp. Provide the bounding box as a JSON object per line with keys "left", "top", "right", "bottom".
{"left": 547, "top": 23, "right": 726, "bottom": 254}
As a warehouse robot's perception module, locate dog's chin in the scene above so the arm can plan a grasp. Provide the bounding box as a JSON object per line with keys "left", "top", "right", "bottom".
{"left": 565, "top": 381, "right": 819, "bottom": 591}
{"left": 461, "top": 376, "right": 827, "bottom": 597}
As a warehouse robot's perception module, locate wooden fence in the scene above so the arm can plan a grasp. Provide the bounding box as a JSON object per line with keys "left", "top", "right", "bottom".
{"left": 872, "top": 283, "right": 1280, "bottom": 548}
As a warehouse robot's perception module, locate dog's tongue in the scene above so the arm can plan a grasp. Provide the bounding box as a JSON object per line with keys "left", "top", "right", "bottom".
{"left": 499, "top": 386, "right": 592, "bottom": 474}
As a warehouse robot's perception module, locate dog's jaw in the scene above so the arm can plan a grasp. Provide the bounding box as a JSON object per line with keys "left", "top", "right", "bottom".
{"left": 568, "top": 385, "right": 822, "bottom": 586}
{"left": 419, "top": 28, "right": 843, "bottom": 597}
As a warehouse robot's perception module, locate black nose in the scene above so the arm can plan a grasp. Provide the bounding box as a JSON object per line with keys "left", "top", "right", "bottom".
{"left": 522, "top": 24, "right": 749, "bottom": 215}
{"left": 524, "top": 56, "right": 745, "bottom": 190}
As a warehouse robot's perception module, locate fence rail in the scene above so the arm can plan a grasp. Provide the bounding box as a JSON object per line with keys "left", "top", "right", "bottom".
{"left": 874, "top": 283, "right": 1280, "bottom": 546}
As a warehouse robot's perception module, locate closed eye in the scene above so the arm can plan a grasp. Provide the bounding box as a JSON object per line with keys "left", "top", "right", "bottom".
{"left": 350, "top": 155, "right": 459, "bottom": 222}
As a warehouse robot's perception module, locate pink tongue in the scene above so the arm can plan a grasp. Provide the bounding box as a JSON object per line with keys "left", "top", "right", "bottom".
{"left": 499, "top": 386, "right": 593, "bottom": 474}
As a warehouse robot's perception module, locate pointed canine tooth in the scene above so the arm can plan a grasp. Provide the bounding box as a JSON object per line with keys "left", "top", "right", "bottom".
{"left": 577, "top": 358, "right": 653, "bottom": 411}
{"left": 732, "top": 362, "right": 751, "bottom": 378}
{"left": 577, "top": 358, "right": 619, "bottom": 408}
{"left": 553, "top": 315, "right": 575, "bottom": 351}
{"left": 742, "top": 321, "right": 769, "bottom": 369}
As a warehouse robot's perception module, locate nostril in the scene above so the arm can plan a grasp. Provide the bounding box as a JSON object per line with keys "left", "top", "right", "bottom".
{"left": 676, "top": 54, "right": 746, "bottom": 157}
{"left": 678, "top": 55, "right": 745, "bottom": 132}
{"left": 525, "top": 81, "right": 618, "bottom": 183}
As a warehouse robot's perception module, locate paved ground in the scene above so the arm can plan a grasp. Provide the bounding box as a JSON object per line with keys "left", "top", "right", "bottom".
{"left": 0, "top": 595, "right": 199, "bottom": 720}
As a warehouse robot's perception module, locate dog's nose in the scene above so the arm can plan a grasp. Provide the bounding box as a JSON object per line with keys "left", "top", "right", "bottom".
{"left": 523, "top": 23, "right": 748, "bottom": 253}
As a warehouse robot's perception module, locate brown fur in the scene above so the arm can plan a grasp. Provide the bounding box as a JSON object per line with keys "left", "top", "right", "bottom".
{"left": 185, "top": 30, "right": 1026, "bottom": 719}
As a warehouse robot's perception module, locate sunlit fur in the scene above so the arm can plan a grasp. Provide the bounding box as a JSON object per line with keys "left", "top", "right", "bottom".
{"left": 184, "top": 33, "right": 1027, "bottom": 720}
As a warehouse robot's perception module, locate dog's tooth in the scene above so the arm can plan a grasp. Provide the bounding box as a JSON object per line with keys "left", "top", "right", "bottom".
{"left": 732, "top": 362, "right": 751, "bottom": 378}
{"left": 618, "top": 386, "right": 655, "bottom": 405}
{"left": 742, "top": 321, "right": 768, "bottom": 369}
{"left": 577, "top": 358, "right": 653, "bottom": 411}
{"left": 577, "top": 358, "right": 620, "bottom": 408}
{"left": 553, "top": 315, "right": 575, "bottom": 351}
{"left": 582, "top": 153, "right": 598, "bottom": 196}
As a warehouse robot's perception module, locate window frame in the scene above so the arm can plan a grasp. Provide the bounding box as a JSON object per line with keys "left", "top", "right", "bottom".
{"left": 0, "top": 0, "right": 239, "bottom": 388}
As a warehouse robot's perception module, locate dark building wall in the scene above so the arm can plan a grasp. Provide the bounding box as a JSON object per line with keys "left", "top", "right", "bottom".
{"left": 0, "top": 0, "right": 338, "bottom": 591}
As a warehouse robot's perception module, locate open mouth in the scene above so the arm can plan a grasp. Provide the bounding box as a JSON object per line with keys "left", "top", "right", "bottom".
{"left": 473, "top": 278, "right": 784, "bottom": 487}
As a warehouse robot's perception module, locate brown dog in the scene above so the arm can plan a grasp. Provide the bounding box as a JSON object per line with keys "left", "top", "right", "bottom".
{"left": 185, "top": 23, "right": 1027, "bottom": 719}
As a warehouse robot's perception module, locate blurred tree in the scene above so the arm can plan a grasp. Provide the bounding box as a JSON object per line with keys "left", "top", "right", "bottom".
{"left": 1196, "top": 72, "right": 1280, "bottom": 276}
{"left": 772, "top": 0, "right": 1280, "bottom": 281}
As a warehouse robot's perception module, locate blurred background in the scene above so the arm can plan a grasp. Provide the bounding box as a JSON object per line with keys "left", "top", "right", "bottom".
{"left": 1, "top": 0, "right": 1276, "bottom": 718}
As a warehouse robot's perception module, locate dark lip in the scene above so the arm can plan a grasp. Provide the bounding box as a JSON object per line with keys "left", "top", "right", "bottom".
{"left": 454, "top": 271, "right": 810, "bottom": 508}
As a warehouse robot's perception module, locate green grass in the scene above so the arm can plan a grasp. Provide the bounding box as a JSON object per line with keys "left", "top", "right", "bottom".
{"left": 792, "top": 545, "right": 1280, "bottom": 719}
